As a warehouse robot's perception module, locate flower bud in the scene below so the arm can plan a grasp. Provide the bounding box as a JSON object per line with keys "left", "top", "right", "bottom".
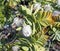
{"left": 22, "top": 25, "right": 32, "bottom": 37}
{"left": 12, "top": 17, "right": 25, "bottom": 27}
{"left": 33, "top": 3, "right": 41, "bottom": 10}
{"left": 44, "top": 4, "right": 51, "bottom": 11}
{"left": 12, "top": 45, "right": 19, "bottom": 51}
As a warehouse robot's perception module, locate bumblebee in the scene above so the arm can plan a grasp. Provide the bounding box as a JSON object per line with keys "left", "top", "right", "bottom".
{"left": 45, "top": 11, "right": 60, "bottom": 25}
{"left": 52, "top": 15, "right": 60, "bottom": 22}
{"left": 52, "top": 11, "right": 60, "bottom": 22}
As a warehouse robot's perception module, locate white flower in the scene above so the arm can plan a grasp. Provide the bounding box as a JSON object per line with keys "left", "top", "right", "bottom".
{"left": 12, "top": 17, "right": 25, "bottom": 27}
{"left": 22, "top": 25, "right": 32, "bottom": 37}
{"left": 44, "top": 4, "right": 51, "bottom": 11}
{"left": 33, "top": 3, "right": 41, "bottom": 10}
{"left": 12, "top": 45, "right": 19, "bottom": 51}
{"left": 57, "top": 0, "right": 60, "bottom": 6}
{"left": 52, "top": 10, "right": 60, "bottom": 16}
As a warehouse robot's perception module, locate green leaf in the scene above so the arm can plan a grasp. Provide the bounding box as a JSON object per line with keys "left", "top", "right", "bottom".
{"left": 16, "top": 27, "right": 22, "bottom": 31}
{"left": 24, "top": 17, "right": 32, "bottom": 26}
{"left": 19, "top": 38, "right": 32, "bottom": 46}
{"left": 0, "top": 42, "right": 2, "bottom": 48}
{"left": 40, "top": 21, "right": 47, "bottom": 27}
{"left": 22, "top": 46, "right": 29, "bottom": 51}
{"left": 32, "top": 22, "right": 36, "bottom": 34}
{"left": 53, "top": 27, "right": 56, "bottom": 32}
{"left": 19, "top": 5, "right": 32, "bottom": 16}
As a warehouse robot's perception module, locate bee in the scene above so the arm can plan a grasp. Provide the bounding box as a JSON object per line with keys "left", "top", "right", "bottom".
{"left": 52, "top": 11, "right": 60, "bottom": 22}
{"left": 45, "top": 11, "right": 60, "bottom": 24}
{"left": 52, "top": 15, "right": 60, "bottom": 22}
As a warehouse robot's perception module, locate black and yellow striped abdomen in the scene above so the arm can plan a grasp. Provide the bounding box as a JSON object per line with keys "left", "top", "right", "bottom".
{"left": 52, "top": 16, "right": 60, "bottom": 22}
